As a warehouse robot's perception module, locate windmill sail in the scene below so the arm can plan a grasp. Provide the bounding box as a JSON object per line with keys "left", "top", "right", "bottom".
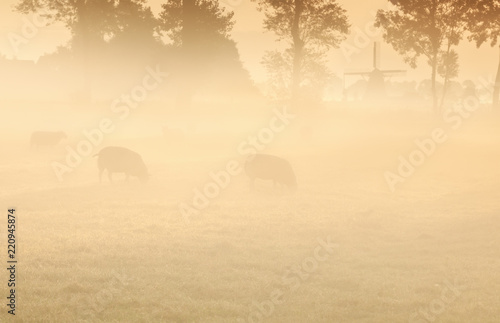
{"left": 343, "top": 42, "right": 406, "bottom": 100}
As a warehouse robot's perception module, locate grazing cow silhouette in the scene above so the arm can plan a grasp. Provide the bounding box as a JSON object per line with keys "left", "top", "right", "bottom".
{"left": 93, "top": 146, "right": 149, "bottom": 183}
{"left": 244, "top": 154, "right": 297, "bottom": 190}
{"left": 30, "top": 131, "right": 67, "bottom": 148}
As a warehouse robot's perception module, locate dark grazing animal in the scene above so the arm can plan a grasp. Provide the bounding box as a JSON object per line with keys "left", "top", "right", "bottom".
{"left": 93, "top": 146, "right": 149, "bottom": 183}
{"left": 30, "top": 131, "right": 67, "bottom": 148}
{"left": 244, "top": 154, "right": 297, "bottom": 190}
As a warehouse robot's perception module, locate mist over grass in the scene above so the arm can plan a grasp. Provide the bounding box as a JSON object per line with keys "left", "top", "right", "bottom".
{"left": 1, "top": 99, "right": 499, "bottom": 322}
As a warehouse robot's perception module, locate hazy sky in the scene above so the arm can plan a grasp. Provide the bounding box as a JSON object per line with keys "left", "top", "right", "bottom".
{"left": 0, "top": 0, "right": 497, "bottom": 85}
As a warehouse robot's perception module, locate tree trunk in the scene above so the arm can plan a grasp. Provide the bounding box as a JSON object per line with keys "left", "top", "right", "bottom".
{"left": 182, "top": 0, "right": 195, "bottom": 50}
{"left": 493, "top": 45, "right": 500, "bottom": 110}
{"left": 76, "top": 0, "right": 91, "bottom": 104}
{"left": 178, "top": 0, "right": 196, "bottom": 109}
{"left": 431, "top": 54, "right": 438, "bottom": 114}
{"left": 439, "top": 44, "right": 453, "bottom": 112}
{"left": 439, "top": 76, "right": 448, "bottom": 112}
{"left": 291, "top": 0, "right": 304, "bottom": 112}
{"left": 430, "top": 0, "right": 438, "bottom": 114}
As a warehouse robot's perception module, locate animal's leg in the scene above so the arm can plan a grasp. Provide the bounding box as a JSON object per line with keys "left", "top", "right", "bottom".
{"left": 108, "top": 171, "right": 113, "bottom": 183}
{"left": 99, "top": 168, "right": 104, "bottom": 183}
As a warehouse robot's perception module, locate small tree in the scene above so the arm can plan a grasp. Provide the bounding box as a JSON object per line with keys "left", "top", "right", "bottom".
{"left": 376, "top": 0, "right": 468, "bottom": 113}
{"left": 466, "top": 0, "right": 500, "bottom": 109}
{"left": 252, "top": 0, "right": 349, "bottom": 110}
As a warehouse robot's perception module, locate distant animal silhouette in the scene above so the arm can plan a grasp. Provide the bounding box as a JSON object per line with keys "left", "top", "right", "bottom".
{"left": 93, "top": 146, "right": 149, "bottom": 183}
{"left": 244, "top": 154, "right": 297, "bottom": 190}
{"left": 30, "top": 131, "right": 67, "bottom": 148}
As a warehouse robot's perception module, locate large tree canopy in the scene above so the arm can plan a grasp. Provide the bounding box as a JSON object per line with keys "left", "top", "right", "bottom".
{"left": 158, "top": 0, "right": 253, "bottom": 107}
{"left": 109, "top": 0, "right": 159, "bottom": 46}
{"left": 16, "top": 0, "right": 116, "bottom": 46}
{"left": 253, "top": 0, "right": 349, "bottom": 109}
{"left": 255, "top": 0, "right": 350, "bottom": 49}
{"left": 376, "top": 0, "right": 468, "bottom": 112}
{"left": 158, "top": 0, "right": 234, "bottom": 47}
{"left": 15, "top": 0, "right": 161, "bottom": 102}
{"left": 466, "top": 0, "right": 500, "bottom": 109}
{"left": 16, "top": 0, "right": 158, "bottom": 48}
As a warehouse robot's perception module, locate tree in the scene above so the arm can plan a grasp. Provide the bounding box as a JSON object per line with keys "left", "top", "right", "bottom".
{"left": 252, "top": 0, "right": 349, "bottom": 110}
{"left": 466, "top": 0, "right": 500, "bottom": 109}
{"left": 16, "top": 0, "right": 115, "bottom": 102}
{"left": 15, "top": 0, "right": 115, "bottom": 40}
{"left": 159, "top": 0, "right": 250, "bottom": 107}
{"left": 262, "top": 48, "right": 332, "bottom": 105}
{"left": 105, "top": 0, "right": 161, "bottom": 70}
{"left": 159, "top": 0, "right": 234, "bottom": 47}
{"left": 110, "top": 0, "right": 159, "bottom": 46}
{"left": 438, "top": 49, "right": 459, "bottom": 109}
{"left": 376, "top": 0, "right": 468, "bottom": 113}
{"left": 15, "top": 0, "right": 158, "bottom": 101}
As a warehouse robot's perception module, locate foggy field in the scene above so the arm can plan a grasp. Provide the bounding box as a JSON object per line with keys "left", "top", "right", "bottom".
{"left": 1, "top": 0, "right": 500, "bottom": 320}
{"left": 1, "top": 104, "right": 499, "bottom": 322}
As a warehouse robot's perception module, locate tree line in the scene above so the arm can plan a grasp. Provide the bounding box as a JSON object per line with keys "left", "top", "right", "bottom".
{"left": 13, "top": 0, "right": 500, "bottom": 112}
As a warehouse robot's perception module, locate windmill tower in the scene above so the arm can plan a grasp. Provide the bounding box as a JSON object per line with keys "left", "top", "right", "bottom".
{"left": 344, "top": 42, "right": 406, "bottom": 100}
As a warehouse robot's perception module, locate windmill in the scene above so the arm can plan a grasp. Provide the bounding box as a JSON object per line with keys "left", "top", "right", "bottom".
{"left": 343, "top": 42, "right": 406, "bottom": 100}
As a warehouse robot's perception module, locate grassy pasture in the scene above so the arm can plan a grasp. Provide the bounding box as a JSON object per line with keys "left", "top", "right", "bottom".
{"left": 0, "top": 106, "right": 499, "bottom": 322}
